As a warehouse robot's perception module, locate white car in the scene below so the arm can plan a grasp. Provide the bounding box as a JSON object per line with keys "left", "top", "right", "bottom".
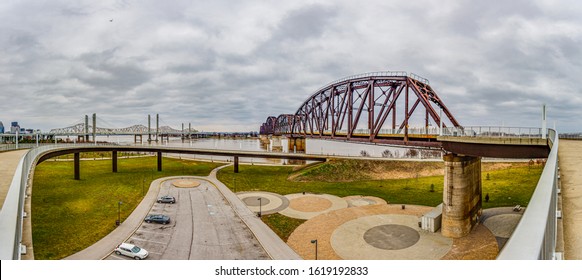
{"left": 113, "top": 243, "right": 149, "bottom": 260}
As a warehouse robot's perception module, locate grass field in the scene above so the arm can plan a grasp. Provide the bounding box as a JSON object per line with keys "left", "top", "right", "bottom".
{"left": 31, "top": 157, "right": 223, "bottom": 260}
{"left": 31, "top": 156, "right": 543, "bottom": 259}
{"left": 218, "top": 161, "right": 543, "bottom": 208}
{"left": 217, "top": 160, "right": 543, "bottom": 238}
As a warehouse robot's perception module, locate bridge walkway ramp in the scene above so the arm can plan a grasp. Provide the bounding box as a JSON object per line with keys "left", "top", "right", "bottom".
{"left": 558, "top": 140, "right": 582, "bottom": 260}
{"left": 0, "top": 150, "right": 29, "bottom": 209}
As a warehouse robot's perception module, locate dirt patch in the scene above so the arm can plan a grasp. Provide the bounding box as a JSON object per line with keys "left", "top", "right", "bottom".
{"left": 290, "top": 159, "right": 534, "bottom": 183}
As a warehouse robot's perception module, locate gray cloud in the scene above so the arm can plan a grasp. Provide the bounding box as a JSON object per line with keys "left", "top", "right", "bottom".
{"left": 0, "top": 0, "right": 581, "bottom": 133}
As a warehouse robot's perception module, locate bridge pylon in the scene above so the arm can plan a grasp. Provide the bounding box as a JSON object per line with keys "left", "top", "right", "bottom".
{"left": 441, "top": 153, "right": 482, "bottom": 238}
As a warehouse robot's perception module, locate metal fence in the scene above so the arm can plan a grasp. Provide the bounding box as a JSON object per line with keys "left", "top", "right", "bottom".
{"left": 441, "top": 126, "right": 543, "bottom": 138}
{"left": 0, "top": 143, "right": 108, "bottom": 259}
{"left": 497, "top": 129, "right": 559, "bottom": 259}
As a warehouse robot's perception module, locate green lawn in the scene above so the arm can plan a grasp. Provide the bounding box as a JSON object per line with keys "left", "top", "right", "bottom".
{"left": 31, "top": 157, "right": 223, "bottom": 260}
{"left": 32, "top": 156, "right": 543, "bottom": 259}
{"left": 218, "top": 162, "right": 543, "bottom": 208}
{"left": 218, "top": 161, "right": 542, "bottom": 240}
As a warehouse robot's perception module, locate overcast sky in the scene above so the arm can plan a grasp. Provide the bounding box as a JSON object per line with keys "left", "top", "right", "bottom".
{"left": 1, "top": 0, "right": 581, "bottom": 132}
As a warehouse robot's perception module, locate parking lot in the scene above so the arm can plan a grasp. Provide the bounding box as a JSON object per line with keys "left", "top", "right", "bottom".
{"left": 105, "top": 178, "right": 269, "bottom": 260}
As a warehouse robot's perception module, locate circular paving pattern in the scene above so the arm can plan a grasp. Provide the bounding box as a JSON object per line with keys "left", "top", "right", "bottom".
{"left": 344, "top": 196, "right": 387, "bottom": 207}
{"left": 483, "top": 213, "right": 521, "bottom": 238}
{"left": 237, "top": 192, "right": 289, "bottom": 215}
{"left": 242, "top": 197, "right": 271, "bottom": 206}
{"left": 289, "top": 197, "right": 332, "bottom": 212}
{"left": 279, "top": 193, "right": 348, "bottom": 220}
{"left": 363, "top": 224, "right": 420, "bottom": 250}
{"left": 172, "top": 179, "right": 201, "bottom": 188}
{"left": 331, "top": 214, "right": 452, "bottom": 260}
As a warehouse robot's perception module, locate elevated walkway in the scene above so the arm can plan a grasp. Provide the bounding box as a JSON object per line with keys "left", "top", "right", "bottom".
{"left": 0, "top": 150, "right": 29, "bottom": 209}
{"left": 558, "top": 140, "right": 582, "bottom": 260}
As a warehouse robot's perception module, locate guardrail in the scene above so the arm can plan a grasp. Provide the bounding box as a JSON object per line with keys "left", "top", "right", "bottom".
{"left": 441, "top": 126, "right": 543, "bottom": 138}
{"left": 0, "top": 143, "right": 111, "bottom": 259}
{"left": 497, "top": 129, "right": 559, "bottom": 259}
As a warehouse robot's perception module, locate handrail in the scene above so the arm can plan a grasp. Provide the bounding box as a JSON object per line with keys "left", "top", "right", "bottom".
{"left": 497, "top": 129, "right": 559, "bottom": 259}
{"left": 0, "top": 144, "right": 112, "bottom": 259}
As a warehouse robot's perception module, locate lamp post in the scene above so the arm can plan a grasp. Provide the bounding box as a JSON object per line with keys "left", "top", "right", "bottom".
{"left": 116, "top": 201, "right": 122, "bottom": 226}
{"left": 311, "top": 239, "right": 318, "bottom": 260}
{"left": 257, "top": 197, "right": 262, "bottom": 217}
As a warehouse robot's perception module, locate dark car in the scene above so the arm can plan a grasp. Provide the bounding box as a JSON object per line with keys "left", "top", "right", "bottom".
{"left": 157, "top": 195, "right": 175, "bottom": 204}
{"left": 144, "top": 214, "right": 170, "bottom": 224}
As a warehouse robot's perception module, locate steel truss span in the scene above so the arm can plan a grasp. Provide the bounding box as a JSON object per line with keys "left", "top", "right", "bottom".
{"left": 262, "top": 72, "right": 461, "bottom": 144}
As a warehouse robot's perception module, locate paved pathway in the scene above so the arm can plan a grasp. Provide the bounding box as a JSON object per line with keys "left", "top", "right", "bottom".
{"left": 0, "top": 149, "right": 29, "bottom": 209}
{"left": 287, "top": 204, "right": 501, "bottom": 260}
{"left": 104, "top": 178, "right": 269, "bottom": 260}
{"left": 66, "top": 164, "right": 301, "bottom": 260}
{"left": 558, "top": 140, "right": 582, "bottom": 260}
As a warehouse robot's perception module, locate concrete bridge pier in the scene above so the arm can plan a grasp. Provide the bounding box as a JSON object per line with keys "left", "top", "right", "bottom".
{"left": 157, "top": 152, "right": 162, "bottom": 171}
{"left": 271, "top": 136, "right": 283, "bottom": 152}
{"left": 112, "top": 151, "right": 118, "bottom": 173}
{"left": 259, "top": 135, "right": 271, "bottom": 150}
{"left": 74, "top": 153, "right": 80, "bottom": 180}
{"left": 288, "top": 137, "right": 305, "bottom": 153}
{"left": 441, "top": 153, "right": 482, "bottom": 238}
{"left": 234, "top": 156, "right": 239, "bottom": 173}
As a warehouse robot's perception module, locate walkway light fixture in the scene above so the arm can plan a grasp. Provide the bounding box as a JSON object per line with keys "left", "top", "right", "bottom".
{"left": 311, "top": 239, "right": 318, "bottom": 260}
{"left": 257, "top": 197, "right": 262, "bottom": 217}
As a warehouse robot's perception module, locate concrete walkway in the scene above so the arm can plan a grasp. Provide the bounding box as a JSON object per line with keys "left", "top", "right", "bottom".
{"left": 0, "top": 149, "right": 29, "bottom": 209}
{"left": 558, "top": 140, "right": 582, "bottom": 260}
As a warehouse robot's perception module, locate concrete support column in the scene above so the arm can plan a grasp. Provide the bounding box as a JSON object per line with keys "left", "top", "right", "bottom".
{"left": 234, "top": 156, "right": 239, "bottom": 173}
{"left": 74, "top": 153, "right": 80, "bottom": 180}
{"left": 271, "top": 136, "right": 282, "bottom": 152}
{"left": 112, "top": 151, "right": 118, "bottom": 173}
{"left": 288, "top": 137, "right": 306, "bottom": 153}
{"left": 441, "top": 153, "right": 482, "bottom": 238}
{"left": 157, "top": 151, "right": 162, "bottom": 171}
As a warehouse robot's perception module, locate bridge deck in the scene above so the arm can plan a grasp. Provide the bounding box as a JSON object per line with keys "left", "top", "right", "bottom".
{"left": 558, "top": 140, "right": 582, "bottom": 260}
{"left": 0, "top": 150, "right": 29, "bottom": 209}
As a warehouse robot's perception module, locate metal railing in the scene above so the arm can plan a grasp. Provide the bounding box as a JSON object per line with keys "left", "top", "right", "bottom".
{"left": 0, "top": 143, "right": 111, "bottom": 259}
{"left": 441, "top": 126, "right": 543, "bottom": 138}
{"left": 497, "top": 129, "right": 559, "bottom": 259}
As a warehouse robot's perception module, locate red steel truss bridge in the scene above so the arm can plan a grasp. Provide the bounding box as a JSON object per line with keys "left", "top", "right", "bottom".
{"left": 260, "top": 71, "right": 460, "bottom": 148}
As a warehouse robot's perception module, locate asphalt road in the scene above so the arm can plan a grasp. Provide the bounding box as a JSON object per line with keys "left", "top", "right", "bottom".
{"left": 105, "top": 178, "right": 269, "bottom": 260}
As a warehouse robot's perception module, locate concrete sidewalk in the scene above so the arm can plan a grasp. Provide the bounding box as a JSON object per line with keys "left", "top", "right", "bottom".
{"left": 0, "top": 149, "right": 29, "bottom": 209}
{"left": 559, "top": 140, "right": 582, "bottom": 260}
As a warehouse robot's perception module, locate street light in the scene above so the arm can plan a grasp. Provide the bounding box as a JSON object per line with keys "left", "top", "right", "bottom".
{"left": 116, "top": 201, "right": 122, "bottom": 226}
{"left": 257, "top": 197, "right": 262, "bottom": 217}
{"left": 311, "top": 239, "right": 318, "bottom": 260}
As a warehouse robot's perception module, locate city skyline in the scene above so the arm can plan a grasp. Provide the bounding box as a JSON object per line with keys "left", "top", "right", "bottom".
{"left": 1, "top": 0, "right": 581, "bottom": 132}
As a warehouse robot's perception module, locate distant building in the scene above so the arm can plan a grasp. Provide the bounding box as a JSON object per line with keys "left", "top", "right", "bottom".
{"left": 10, "top": 122, "right": 20, "bottom": 133}
{"left": 0, "top": 121, "right": 4, "bottom": 133}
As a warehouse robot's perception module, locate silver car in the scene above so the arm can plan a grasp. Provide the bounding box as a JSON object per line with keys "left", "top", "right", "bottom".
{"left": 113, "top": 243, "right": 149, "bottom": 260}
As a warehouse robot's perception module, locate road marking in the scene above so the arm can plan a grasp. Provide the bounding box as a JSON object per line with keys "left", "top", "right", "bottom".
{"left": 136, "top": 229, "right": 172, "bottom": 236}
{"left": 129, "top": 237, "right": 168, "bottom": 245}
